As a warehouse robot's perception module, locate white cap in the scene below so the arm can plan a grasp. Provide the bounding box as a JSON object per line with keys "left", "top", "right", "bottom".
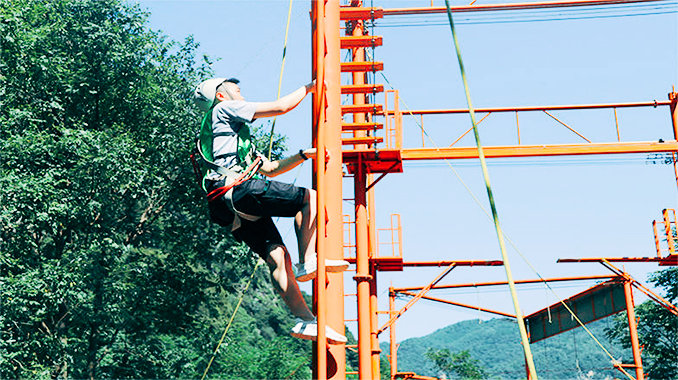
{"left": 193, "top": 77, "right": 226, "bottom": 112}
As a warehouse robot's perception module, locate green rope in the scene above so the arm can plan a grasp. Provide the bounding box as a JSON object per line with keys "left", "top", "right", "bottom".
{"left": 442, "top": 1, "right": 539, "bottom": 378}
{"left": 200, "top": 260, "right": 262, "bottom": 380}
{"left": 381, "top": 69, "right": 634, "bottom": 380}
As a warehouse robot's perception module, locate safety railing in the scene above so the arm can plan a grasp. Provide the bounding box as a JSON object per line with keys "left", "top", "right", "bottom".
{"left": 343, "top": 213, "right": 403, "bottom": 261}
{"left": 376, "top": 214, "right": 403, "bottom": 260}
{"left": 383, "top": 90, "right": 404, "bottom": 150}
{"left": 653, "top": 208, "right": 677, "bottom": 258}
{"left": 343, "top": 214, "right": 356, "bottom": 260}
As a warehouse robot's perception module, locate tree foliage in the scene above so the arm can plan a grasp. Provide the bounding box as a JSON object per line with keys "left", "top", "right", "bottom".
{"left": 425, "top": 348, "right": 487, "bottom": 379}
{"left": 606, "top": 268, "right": 678, "bottom": 379}
{"left": 0, "top": 0, "right": 306, "bottom": 378}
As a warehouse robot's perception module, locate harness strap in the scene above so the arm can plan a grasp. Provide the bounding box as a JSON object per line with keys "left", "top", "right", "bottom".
{"left": 205, "top": 155, "right": 262, "bottom": 202}
{"left": 213, "top": 131, "right": 236, "bottom": 137}
{"left": 214, "top": 152, "right": 237, "bottom": 161}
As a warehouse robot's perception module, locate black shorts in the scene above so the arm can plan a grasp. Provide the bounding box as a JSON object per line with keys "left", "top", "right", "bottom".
{"left": 207, "top": 178, "right": 307, "bottom": 257}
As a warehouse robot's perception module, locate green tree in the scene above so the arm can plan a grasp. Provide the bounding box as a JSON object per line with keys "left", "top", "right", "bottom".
{"left": 0, "top": 0, "right": 304, "bottom": 378}
{"left": 425, "top": 348, "right": 487, "bottom": 379}
{"left": 606, "top": 268, "right": 678, "bottom": 379}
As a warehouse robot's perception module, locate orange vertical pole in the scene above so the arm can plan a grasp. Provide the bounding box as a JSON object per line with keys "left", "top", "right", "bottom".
{"left": 369, "top": 263, "right": 381, "bottom": 378}
{"left": 368, "top": 173, "right": 380, "bottom": 379}
{"left": 623, "top": 279, "right": 644, "bottom": 380}
{"left": 325, "top": 1, "right": 346, "bottom": 379}
{"left": 670, "top": 92, "right": 678, "bottom": 191}
{"left": 311, "top": 0, "right": 328, "bottom": 377}
{"left": 669, "top": 91, "right": 677, "bottom": 139}
{"left": 355, "top": 157, "right": 372, "bottom": 378}
{"left": 389, "top": 288, "right": 397, "bottom": 380}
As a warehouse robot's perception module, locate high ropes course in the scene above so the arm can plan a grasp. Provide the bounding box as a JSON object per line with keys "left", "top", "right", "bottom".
{"left": 208, "top": 0, "right": 678, "bottom": 379}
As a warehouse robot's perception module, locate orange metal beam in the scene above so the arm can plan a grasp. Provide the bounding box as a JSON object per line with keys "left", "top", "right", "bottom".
{"left": 386, "top": 100, "right": 671, "bottom": 115}
{"left": 399, "top": 291, "right": 517, "bottom": 319}
{"left": 558, "top": 257, "right": 667, "bottom": 263}
{"left": 340, "top": 35, "right": 383, "bottom": 49}
{"left": 382, "top": 0, "right": 667, "bottom": 15}
{"left": 342, "top": 103, "right": 383, "bottom": 114}
{"left": 342, "top": 136, "right": 384, "bottom": 146}
{"left": 394, "top": 274, "right": 615, "bottom": 292}
{"left": 340, "top": 61, "right": 384, "bottom": 73}
{"left": 339, "top": 6, "right": 384, "bottom": 20}
{"left": 401, "top": 141, "right": 678, "bottom": 160}
{"left": 402, "top": 260, "right": 503, "bottom": 267}
{"left": 341, "top": 83, "right": 384, "bottom": 94}
{"left": 341, "top": 122, "right": 384, "bottom": 131}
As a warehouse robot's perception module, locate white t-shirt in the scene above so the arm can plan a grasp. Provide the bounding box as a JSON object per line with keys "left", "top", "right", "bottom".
{"left": 210, "top": 100, "right": 257, "bottom": 170}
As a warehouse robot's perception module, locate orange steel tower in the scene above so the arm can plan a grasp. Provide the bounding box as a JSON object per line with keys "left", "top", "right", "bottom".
{"left": 309, "top": 1, "right": 678, "bottom": 379}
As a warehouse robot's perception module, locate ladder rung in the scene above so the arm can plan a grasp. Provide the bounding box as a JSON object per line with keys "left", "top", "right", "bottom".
{"left": 340, "top": 35, "right": 383, "bottom": 49}
{"left": 341, "top": 61, "right": 383, "bottom": 73}
{"left": 341, "top": 84, "right": 384, "bottom": 94}
{"left": 342, "top": 122, "right": 383, "bottom": 131}
{"left": 342, "top": 136, "right": 384, "bottom": 146}
{"left": 341, "top": 104, "right": 383, "bottom": 114}
{"left": 339, "top": 7, "right": 384, "bottom": 20}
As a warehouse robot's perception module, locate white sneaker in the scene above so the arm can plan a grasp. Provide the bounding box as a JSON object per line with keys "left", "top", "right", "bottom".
{"left": 290, "top": 318, "right": 348, "bottom": 344}
{"left": 294, "top": 256, "right": 350, "bottom": 282}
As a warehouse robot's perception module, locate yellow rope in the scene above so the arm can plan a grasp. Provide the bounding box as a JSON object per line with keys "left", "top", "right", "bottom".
{"left": 200, "top": 260, "right": 263, "bottom": 380}
{"left": 442, "top": 1, "right": 538, "bottom": 377}
{"left": 267, "top": 0, "right": 295, "bottom": 160}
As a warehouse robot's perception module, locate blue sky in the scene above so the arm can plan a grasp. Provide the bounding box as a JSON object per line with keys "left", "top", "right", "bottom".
{"left": 137, "top": 0, "right": 677, "bottom": 345}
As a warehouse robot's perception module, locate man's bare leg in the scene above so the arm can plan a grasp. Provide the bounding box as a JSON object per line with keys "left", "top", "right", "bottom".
{"left": 294, "top": 188, "right": 316, "bottom": 264}
{"left": 265, "top": 244, "right": 314, "bottom": 321}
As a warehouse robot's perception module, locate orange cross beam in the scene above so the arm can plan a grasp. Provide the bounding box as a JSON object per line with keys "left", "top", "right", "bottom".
{"left": 394, "top": 274, "right": 615, "bottom": 292}
{"left": 382, "top": 0, "right": 667, "bottom": 15}
{"left": 402, "top": 141, "right": 678, "bottom": 160}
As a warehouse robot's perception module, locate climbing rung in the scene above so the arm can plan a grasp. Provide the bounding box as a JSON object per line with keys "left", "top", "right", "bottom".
{"left": 339, "top": 7, "right": 384, "bottom": 20}
{"left": 342, "top": 136, "right": 384, "bottom": 146}
{"left": 341, "top": 61, "right": 383, "bottom": 73}
{"left": 340, "top": 35, "right": 383, "bottom": 49}
{"left": 341, "top": 84, "right": 384, "bottom": 94}
{"left": 341, "top": 104, "right": 383, "bottom": 114}
{"left": 342, "top": 122, "right": 383, "bottom": 131}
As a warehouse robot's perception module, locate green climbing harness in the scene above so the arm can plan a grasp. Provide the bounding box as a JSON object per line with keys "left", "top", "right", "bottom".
{"left": 191, "top": 106, "right": 264, "bottom": 224}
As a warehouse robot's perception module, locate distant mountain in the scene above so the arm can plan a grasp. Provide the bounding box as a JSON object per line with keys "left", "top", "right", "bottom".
{"left": 382, "top": 317, "right": 630, "bottom": 379}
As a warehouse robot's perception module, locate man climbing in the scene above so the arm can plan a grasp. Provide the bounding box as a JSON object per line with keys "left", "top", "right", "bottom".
{"left": 193, "top": 77, "right": 348, "bottom": 344}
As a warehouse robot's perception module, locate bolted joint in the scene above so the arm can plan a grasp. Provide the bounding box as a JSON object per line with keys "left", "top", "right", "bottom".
{"left": 353, "top": 274, "right": 373, "bottom": 282}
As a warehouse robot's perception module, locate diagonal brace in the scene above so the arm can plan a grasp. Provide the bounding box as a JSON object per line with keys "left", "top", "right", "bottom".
{"left": 543, "top": 110, "right": 592, "bottom": 143}
{"left": 399, "top": 291, "right": 516, "bottom": 319}
{"left": 600, "top": 259, "right": 678, "bottom": 316}
{"left": 377, "top": 263, "right": 456, "bottom": 336}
